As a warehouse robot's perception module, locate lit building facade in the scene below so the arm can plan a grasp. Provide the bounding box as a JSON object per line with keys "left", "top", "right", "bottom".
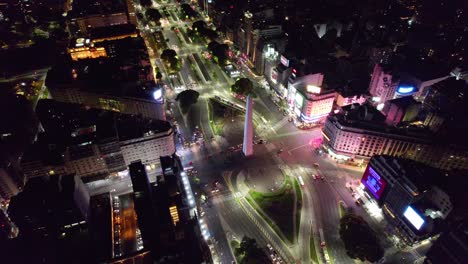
{"left": 368, "top": 64, "right": 399, "bottom": 107}
{"left": 322, "top": 104, "right": 468, "bottom": 170}
{"left": 21, "top": 101, "right": 175, "bottom": 180}
{"left": 0, "top": 168, "right": 20, "bottom": 203}
{"left": 50, "top": 87, "right": 166, "bottom": 121}
{"left": 287, "top": 73, "right": 335, "bottom": 123}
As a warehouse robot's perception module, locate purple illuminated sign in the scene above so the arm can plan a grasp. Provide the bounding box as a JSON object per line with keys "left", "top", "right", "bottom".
{"left": 361, "top": 166, "right": 387, "bottom": 200}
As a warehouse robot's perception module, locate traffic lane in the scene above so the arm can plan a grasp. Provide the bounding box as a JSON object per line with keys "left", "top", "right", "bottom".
{"left": 312, "top": 180, "right": 351, "bottom": 264}
{"left": 298, "top": 181, "right": 312, "bottom": 263}
{"left": 215, "top": 194, "right": 285, "bottom": 262}
{"left": 201, "top": 196, "right": 236, "bottom": 263}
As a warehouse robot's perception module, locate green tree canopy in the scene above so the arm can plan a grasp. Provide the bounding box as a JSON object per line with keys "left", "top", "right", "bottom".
{"left": 181, "top": 4, "right": 198, "bottom": 19}
{"left": 235, "top": 236, "right": 270, "bottom": 264}
{"left": 207, "top": 42, "right": 229, "bottom": 65}
{"left": 145, "top": 8, "right": 162, "bottom": 23}
{"left": 175, "top": 89, "right": 199, "bottom": 113}
{"left": 192, "top": 20, "right": 207, "bottom": 32}
{"left": 139, "top": 0, "right": 152, "bottom": 7}
{"left": 161, "top": 49, "right": 180, "bottom": 72}
{"left": 192, "top": 20, "right": 218, "bottom": 40}
{"left": 231, "top": 78, "right": 254, "bottom": 96}
{"left": 339, "top": 213, "right": 384, "bottom": 263}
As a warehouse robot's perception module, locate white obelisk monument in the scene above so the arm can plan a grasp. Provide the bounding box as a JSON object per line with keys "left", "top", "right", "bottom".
{"left": 242, "top": 95, "right": 254, "bottom": 156}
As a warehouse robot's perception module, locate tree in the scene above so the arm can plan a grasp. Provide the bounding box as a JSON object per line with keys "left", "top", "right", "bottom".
{"left": 193, "top": 20, "right": 218, "bottom": 40}
{"left": 231, "top": 78, "right": 254, "bottom": 96}
{"left": 339, "top": 213, "right": 384, "bottom": 263}
{"left": 180, "top": 3, "right": 198, "bottom": 19}
{"left": 139, "top": 0, "right": 152, "bottom": 7}
{"left": 156, "top": 71, "right": 162, "bottom": 80}
{"left": 192, "top": 20, "right": 207, "bottom": 32}
{"left": 161, "top": 49, "right": 180, "bottom": 72}
{"left": 145, "top": 8, "right": 162, "bottom": 24}
{"left": 208, "top": 42, "right": 229, "bottom": 65}
{"left": 235, "top": 236, "right": 269, "bottom": 264}
{"left": 175, "top": 89, "right": 199, "bottom": 113}
{"left": 207, "top": 41, "right": 220, "bottom": 52}
{"left": 136, "top": 12, "right": 144, "bottom": 21}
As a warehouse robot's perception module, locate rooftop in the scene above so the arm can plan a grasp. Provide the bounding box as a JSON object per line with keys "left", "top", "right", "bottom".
{"left": 22, "top": 99, "right": 172, "bottom": 164}
{"left": 291, "top": 73, "right": 335, "bottom": 98}
{"left": 386, "top": 96, "right": 419, "bottom": 108}
{"left": 90, "top": 24, "right": 138, "bottom": 40}
{"left": 330, "top": 103, "right": 432, "bottom": 141}
{"left": 47, "top": 37, "right": 157, "bottom": 101}
{"left": 374, "top": 155, "right": 442, "bottom": 193}
{"left": 69, "top": 0, "right": 126, "bottom": 18}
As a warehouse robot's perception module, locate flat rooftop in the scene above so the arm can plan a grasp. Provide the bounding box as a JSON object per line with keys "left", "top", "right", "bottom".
{"left": 90, "top": 24, "right": 137, "bottom": 40}
{"left": 329, "top": 103, "right": 433, "bottom": 141}
{"left": 47, "top": 37, "right": 157, "bottom": 101}
{"left": 69, "top": 0, "right": 126, "bottom": 18}
{"left": 36, "top": 99, "right": 172, "bottom": 142}
{"left": 23, "top": 99, "right": 172, "bottom": 164}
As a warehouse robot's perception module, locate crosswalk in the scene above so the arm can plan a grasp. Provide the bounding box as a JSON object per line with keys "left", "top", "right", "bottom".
{"left": 271, "top": 116, "right": 291, "bottom": 132}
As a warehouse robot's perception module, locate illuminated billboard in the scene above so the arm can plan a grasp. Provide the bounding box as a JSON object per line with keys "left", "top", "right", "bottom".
{"left": 280, "top": 55, "right": 289, "bottom": 67}
{"left": 306, "top": 85, "right": 321, "bottom": 94}
{"left": 294, "top": 92, "right": 304, "bottom": 117}
{"left": 271, "top": 68, "right": 278, "bottom": 84}
{"left": 403, "top": 206, "right": 425, "bottom": 230}
{"left": 397, "top": 85, "right": 416, "bottom": 95}
{"left": 153, "top": 89, "right": 163, "bottom": 101}
{"left": 361, "top": 166, "right": 387, "bottom": 200}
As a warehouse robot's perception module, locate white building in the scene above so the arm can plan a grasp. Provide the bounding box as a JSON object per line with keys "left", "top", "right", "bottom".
{"left": 21, "top": 100, "right": 175, "bottom": 180}
{"left": 322, "top": 104, "right": 468, "bottom": 170}
{"left": 287, "top": 73, "right": 335, "bottom": 123}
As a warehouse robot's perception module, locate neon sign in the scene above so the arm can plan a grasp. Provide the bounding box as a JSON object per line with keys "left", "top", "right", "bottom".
{"left": 280, "top": 55, "right": 289, "bottom": 67}
{"left": 397, "top": 86, "right": 416, "bottom": 94}
{"left": 361, "top": 166, "right": 387, "bottom": 200}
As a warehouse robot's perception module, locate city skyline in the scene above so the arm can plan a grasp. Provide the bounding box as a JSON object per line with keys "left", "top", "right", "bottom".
{"left": 1, "top": 0, "right": 467, "bottom": 264}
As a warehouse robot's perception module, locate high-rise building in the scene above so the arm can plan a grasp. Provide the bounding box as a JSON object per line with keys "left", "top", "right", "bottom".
{"left": 381, "top": 96, "right": 421, "bottom": 126}
{"left": 6, "top": 175, "right": 90, "bottom": 263}
{"left": 129, "top": 161, "right": 161, "bottom": 260}
{"left": 322, "top": 103, "right": 468, "bottom": 170}
{"left": 21, "top": 100, "right": 175, "bottom": 181}
{"left": 67, "top": 0, "right": 136, "bottom": 35}
{"left": 287, "top": 73, "right": 335, "bottom": 123}
{"left": 368, "top": 64, "right": 399, "bottom": 106}
{"left": 47, "top": 36, "right": 165, "bottom": 120}
{"left": 359, "top": 156, "right": 455, "bottom": 244}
